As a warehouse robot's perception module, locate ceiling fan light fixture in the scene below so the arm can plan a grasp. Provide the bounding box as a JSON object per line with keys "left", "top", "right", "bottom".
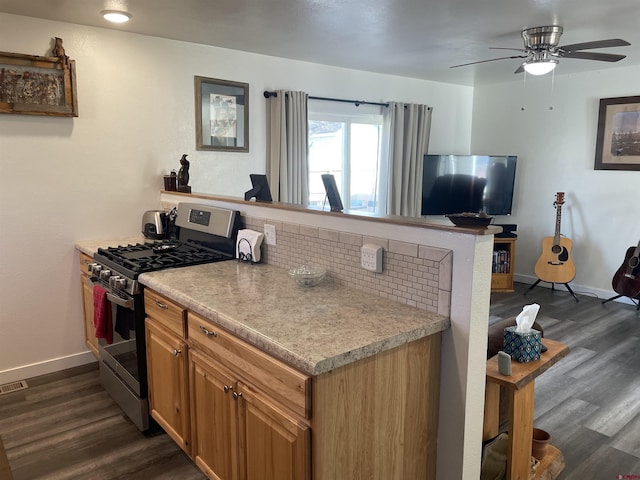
{"left": 523, "top": 59, "right": 558, "bottom": 75}
{"left": 101, "top": 10, "right": 132, "bottom": 23}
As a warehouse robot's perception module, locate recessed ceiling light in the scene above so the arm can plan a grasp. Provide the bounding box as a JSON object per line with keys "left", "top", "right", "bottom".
{"left": 101, "top": 10, "right": 132, "bottom": 23}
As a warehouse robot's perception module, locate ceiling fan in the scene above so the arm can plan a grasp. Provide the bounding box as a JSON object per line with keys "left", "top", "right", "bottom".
{"left": 451, "top": 26, "right": 631, "bottom": 75}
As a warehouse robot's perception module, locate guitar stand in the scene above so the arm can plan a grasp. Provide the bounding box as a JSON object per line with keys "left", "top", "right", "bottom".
{"left": 524, "top": 279, "right": 579, "bottom": 303}
{"left": 601, "top": 294, "right": 640, "bottom": 311}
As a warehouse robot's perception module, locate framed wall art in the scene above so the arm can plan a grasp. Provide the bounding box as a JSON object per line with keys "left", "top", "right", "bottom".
{"left": 0, "top": 38, "right": 78, "bottom": 117}
{"left": 594, "top": 95, "right": 640, "bottom": 171}
{"left": 195, "top": 76, "right": 249, "bottom": 152}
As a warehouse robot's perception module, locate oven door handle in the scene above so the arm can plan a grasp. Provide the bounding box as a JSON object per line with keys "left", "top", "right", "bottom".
{"left": 106, "top": 292, "right": 134, "bottom": 310}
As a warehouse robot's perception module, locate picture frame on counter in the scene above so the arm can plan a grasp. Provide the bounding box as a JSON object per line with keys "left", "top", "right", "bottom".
{"left": 195, "top": 76, "right": 249, "bottom": 152}
{"left": 594, "top": 95, "right": 640, "bottom": 171}
{"left": 0, "top": 38, "right": 78, "bottom": 117}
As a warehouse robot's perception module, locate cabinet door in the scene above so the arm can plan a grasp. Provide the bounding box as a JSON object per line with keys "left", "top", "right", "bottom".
{"left": 145, "top": 319, "right": 190, "bottom": 453}
{"left": 237, "top": 382, "right": 310, "bottom": 480}
{"left": 80, "top": 274, "right": 99, "bottom": 358}
{"left": 190, "top": 349, "right": 240, "bottom": 480}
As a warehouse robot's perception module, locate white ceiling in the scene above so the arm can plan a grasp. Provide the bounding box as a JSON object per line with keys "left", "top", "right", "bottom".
{"left": 1, "top": 0, "right": 638, "bottom": 86}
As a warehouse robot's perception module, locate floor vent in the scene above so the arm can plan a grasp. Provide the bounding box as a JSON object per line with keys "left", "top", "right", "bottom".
{"left": 0, "top": 380, "right": 28, "bottom": 395}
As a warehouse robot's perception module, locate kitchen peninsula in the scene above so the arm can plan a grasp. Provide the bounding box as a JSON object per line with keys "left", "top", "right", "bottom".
{"left": 76, "top": 191, "right": 497, "bottom": 479}
{"left": 140, "top": 260, "right": 449, "bottom": 478}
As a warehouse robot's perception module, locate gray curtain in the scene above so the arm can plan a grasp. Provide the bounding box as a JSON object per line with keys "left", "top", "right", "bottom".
{"left": 385, "top": 102, "right": 432, "bottom": 217}
{"left": 267, "top": 90, "right": 309, "bottom": 203}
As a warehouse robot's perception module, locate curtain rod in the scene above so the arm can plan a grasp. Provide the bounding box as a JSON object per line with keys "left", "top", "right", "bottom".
{"left": 263, "top": 90, "right": 389, "bottom": 108}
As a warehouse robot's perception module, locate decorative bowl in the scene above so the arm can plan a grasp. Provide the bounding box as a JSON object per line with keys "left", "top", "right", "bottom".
{"left": 446, "top": 212, "right": 494, "bottom": 227}
{"left": 288, "top": 264, "right": 326, "bottom": 287}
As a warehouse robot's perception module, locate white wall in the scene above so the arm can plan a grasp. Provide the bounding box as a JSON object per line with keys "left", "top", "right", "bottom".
{"left": 471, "top": 67, "right": 640, "bottom": 298}
{"left": 0, "top": 14, "right": 473, "bottom": 380}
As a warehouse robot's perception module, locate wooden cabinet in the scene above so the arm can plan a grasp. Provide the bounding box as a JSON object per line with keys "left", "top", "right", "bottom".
{"left": 492, "top": 237, "right": 516, "bottom": 292}
{"left": 190, "top": 349, "right": 240, "bottom": 480}
{"left": 144, "top": 291, "right": 190, "bottom": 454}
{"left": 143, "top": 289, "right": 440, "bottom": 480}
{"left": 188, "top": 311, "right": 310, "bottom": 480}
{"left": 79, "top": 252, "right": 99, "bottom": 358}
{"left": 238, "top": 381, "right": 310, "bottom": 480}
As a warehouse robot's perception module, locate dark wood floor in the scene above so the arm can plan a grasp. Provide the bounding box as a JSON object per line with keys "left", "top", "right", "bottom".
{"left": 0, "top": 364, "right": 205, "bottom": 480}
{"left": 1, "top": 283, "right": 638, "bottom": 479}
{"left": 490, "top": 282, "right": 640, "bottom": 479}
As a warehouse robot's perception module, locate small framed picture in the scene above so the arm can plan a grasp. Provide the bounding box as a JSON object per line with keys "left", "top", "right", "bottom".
{"left": 594, "top": 95, "right": 640, "bottom": 171}
{"left": 195, "top": 76, "right": 249, "bottom": 152}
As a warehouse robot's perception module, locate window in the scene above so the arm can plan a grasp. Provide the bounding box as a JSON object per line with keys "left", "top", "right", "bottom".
{"left": 307, "top": 101, "right": 386, "bottom": 213}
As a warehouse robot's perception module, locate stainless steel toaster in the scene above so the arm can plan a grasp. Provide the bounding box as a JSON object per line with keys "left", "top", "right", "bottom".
{"left": 142, "top": 210, "right": 166, "bottom": 239}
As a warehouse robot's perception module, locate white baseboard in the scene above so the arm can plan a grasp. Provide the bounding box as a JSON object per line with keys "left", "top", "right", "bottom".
{"left": 0, "top": 351, "right": 97, "bottom": 385}
{"left": 513, "top": 274, "right": 638, "bottom": 306}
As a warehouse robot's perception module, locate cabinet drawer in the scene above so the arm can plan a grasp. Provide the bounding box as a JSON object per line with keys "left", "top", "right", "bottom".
{"left": 491, "top": 273, "right": 514, "bottom": 292}
{"left": 144, "top": 289, "right": 186, "bottom": 338}
{"left": 188, "top": 312, "right": 311, "bottom": 419}
{"left": 79, "top": 252, "right": 93, "bottom": 275}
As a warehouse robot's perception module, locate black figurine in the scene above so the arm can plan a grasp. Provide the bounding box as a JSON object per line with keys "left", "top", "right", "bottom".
{"left": 177, "top": 154, "right": 191, "bottom": 193}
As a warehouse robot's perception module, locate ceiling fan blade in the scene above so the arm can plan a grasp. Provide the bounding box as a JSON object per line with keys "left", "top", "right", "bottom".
{"left": 559, "top": 39, "right": 630, "bottom": 52}
{"left": 489, "top": 47, "right": 527, "bottom": 53}
{"left": 450, "top": 55, "right": 527, "bottom": 69}
{"left": 562, "top": 51, "right": 627, "bottom": 62}
{"left": 514, "top": 64, "right": 525, "bottom": 74}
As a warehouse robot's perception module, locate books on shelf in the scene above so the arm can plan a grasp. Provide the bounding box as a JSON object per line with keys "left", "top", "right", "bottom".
{"left": 492, "top": 249, "right": 510, "bottom": 274}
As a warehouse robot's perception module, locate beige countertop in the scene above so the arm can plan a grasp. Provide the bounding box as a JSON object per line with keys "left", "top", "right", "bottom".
{"left": 75, "top": 236, "right": 149, "bottom": 256}
{"left": 139, "top": 261, "right": 449, "bottom": 376}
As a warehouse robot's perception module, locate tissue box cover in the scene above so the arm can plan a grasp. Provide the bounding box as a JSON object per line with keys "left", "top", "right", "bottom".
{"left": 503, "top": 326, "right": 542, "bottom": 363}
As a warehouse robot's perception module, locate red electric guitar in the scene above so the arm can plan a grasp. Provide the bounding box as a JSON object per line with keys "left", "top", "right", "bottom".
{"left": 612, "top": 240, "right": 640, "bottom": 299}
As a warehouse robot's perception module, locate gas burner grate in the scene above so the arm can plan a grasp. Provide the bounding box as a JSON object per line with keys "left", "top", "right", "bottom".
{"left": 96, "top": 240, "right": 231, "bottom": 276}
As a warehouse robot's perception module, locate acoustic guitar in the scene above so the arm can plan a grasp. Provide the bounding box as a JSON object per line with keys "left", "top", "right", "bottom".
{"left": 612, "top": 240, "right": 640, "bottom": 298}
{"left": 534, "top": 192, "right": 576, "bottom": 284}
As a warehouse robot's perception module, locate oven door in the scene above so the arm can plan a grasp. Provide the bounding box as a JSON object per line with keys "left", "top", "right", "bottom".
{"left": 98, "top": 289, "right": 146, "bottom": 397}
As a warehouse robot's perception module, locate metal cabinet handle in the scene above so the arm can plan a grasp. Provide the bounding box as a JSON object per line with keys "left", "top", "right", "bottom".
{"left": 223, "top": 385, "right": 232, "bottom": 393}
{"left": 171, "top": 349, "right": 181, "bottom": 357}
{"left": 233, "top": 391, "right": 243, "bottom": 400}
{"left": 155, "top": 300, "right": 168, "bottom": 309}
{"left": 199, "top": 325, "right": 217, "bottom": 337}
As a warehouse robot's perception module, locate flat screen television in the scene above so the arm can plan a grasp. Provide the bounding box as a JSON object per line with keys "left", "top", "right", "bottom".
{"left": 421, "top": 155, "right": 517, "bottom": 216}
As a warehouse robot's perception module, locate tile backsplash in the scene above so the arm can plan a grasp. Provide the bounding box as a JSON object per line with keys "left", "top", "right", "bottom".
{"left": 243, "top": 215, "right": 452, "bottom": 317}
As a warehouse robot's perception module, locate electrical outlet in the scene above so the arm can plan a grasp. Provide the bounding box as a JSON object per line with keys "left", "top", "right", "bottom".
{"left": 361, "top": 244, "right": 383, "bottom": 273}
{"left": 264, "top": 224, "right": 276, "bottom": 246}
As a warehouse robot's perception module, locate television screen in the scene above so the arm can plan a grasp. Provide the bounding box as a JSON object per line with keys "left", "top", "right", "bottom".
{"left": 421, "top": 155, "right": 517, "bottom": 216}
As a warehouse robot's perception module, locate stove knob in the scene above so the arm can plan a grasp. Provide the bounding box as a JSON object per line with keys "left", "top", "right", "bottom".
{"left": 87, "top": 263, "right": 98, "bottom": 274}
{"left": 109, "top": 276, "right": 127, "bottom": 290}
{"left": 91, "top": 264, "right": 102, "bottom": 275}
{"left": 100, "top": 270, "right": 112, "bottom": 281}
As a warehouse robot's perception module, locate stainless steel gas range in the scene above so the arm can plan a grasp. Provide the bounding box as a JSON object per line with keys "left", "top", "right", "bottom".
{"left": 88, "top": 203, "right": 241, "bottom": 431}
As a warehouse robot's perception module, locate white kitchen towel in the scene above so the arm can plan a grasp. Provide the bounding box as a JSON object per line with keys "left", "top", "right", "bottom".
{"left": 236, "top": 229, "right": 264, "bottom": 263}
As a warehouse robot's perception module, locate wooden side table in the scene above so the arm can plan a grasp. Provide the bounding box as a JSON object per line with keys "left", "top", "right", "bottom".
{"left": 483, "top": 339, "right": 570, "bottom": 480}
